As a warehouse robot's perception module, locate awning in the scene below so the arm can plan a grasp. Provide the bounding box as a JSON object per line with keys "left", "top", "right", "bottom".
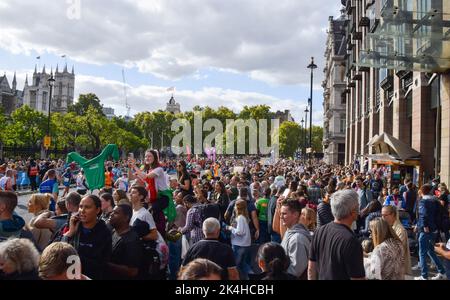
{"left": 367, "top": 132, "right": 421, "bottom": 161}
{"left": 366, "top": 153, "right": 403, "bottom": 164}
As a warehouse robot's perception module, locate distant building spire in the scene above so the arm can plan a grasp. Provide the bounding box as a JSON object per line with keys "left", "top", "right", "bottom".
{"left": 12, "top": 72, "right": 17, "bottom": 90}
{"left": 63, "top": 63, "right": 68, "bottom": 73}
{"left": 34, "top": 64, "right": 37, "bottom": 74}
{"left": 71, "top": 65, "right": 74, "bottom": 75}
{"left": 25, "top": 74, "right": 29, "bottom": 86}
{"left": 42, "top": 65, "right": 46, "bottom": 74}
{"left": 56, "top": 64, "right": 59, "bottom": 73}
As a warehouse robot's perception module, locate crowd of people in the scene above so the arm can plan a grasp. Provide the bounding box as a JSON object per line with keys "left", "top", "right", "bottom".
{"left": 0, "top": 150, "right": 449, "bottom": 280}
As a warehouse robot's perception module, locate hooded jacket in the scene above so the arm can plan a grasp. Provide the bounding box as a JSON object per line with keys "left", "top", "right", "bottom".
{"left": 281, "top": 223, "right": 311, "bottom": 279}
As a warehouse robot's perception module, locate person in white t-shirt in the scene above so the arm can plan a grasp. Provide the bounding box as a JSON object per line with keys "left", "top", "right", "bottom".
{"left": 226, "top": 199, "right": 251, "bottom": 280}
{"left": 129, "top": 185, "right": 168, "bottom": 271}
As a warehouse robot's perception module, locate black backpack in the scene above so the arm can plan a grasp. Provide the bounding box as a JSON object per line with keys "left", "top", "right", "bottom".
{"left": 131, "top": 219, "right": 162, "bottom": 279}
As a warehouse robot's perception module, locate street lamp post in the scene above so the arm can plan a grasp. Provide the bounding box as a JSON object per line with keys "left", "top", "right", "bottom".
{"left": 46, "top": 75, "right": 55, "bottom": 158}
{"left": 304, "top": 106, "right": 309, "bottom": 160}
{"left": 300, "top": 118, "right": 304, "bottom": 159}
{"left": 307, "top": 57, "right": 317, "bottom": 161}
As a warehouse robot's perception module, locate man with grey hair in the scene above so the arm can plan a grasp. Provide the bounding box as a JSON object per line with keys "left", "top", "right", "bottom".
{"left": 181, "top": 218, "right": 239, "bottom": 280}
{"left": 308, "top": 189, "right": 366, "bottom": 280}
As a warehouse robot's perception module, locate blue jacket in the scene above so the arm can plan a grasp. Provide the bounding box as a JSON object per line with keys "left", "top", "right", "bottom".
{"left": 417, "top": 195, "right": 440, "bottom": 232}
{"left": 39, "top": 179, "right": 57, "bottom": 211}
{"left": 384, "top": 194, "right": 406, "bottom": 210}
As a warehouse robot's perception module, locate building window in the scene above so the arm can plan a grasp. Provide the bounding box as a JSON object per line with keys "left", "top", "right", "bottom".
{"left": 365, "top": 73, "right": 371, "bottom": 114}
{"left": 430, "top": 75, "right": 440, "bottom": 109}
{"left": 30, "top": 91, "right": 36, "bottom": 109}
{"left": 42, "top": 91, "right": 47, "bottom": 111}
{"left": 406, "top": 93, "right": 412, "bottom": 118}
{"left": 406, "top": 92, "right": 413, "bottom": 146}
{"left": 340, "top": 116, "right": 346, "bottom": 133}
{"left": 358, "top": 81, "right": 362, "bottom": 119}
{"left": 338, "top": 143, "right": 345, "bottom": 153}
{"left": 378, "top": 68, "right": 388, "bottom": 88}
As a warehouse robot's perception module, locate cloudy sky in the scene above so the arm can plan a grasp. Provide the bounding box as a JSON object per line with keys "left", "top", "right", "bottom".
{"left": 0, "top": 0, "right": 343, "bottom": 125}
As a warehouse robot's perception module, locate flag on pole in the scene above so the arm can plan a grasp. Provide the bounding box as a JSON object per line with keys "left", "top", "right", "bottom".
{"left": 167, "top": 87, "right": 175, "bottom": 92}
{"left": 36, "top": 56, "right": 41, "bottom": 59}
{"left": 186, "top": 145, "right": 191, "bottom": 161}
{"left": 61, "top": 55, "right": 66, "bottom": 58}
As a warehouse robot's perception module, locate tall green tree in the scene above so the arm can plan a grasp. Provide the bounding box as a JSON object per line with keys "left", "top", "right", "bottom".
{"left": 78, "top": 105, "right": 108, "bottom": 151}
{"left": 3, "top": 105, "right": 47, "bottom": 147}
{"left": 68, "top": 93, "right": 105, "bottom": 116}
{"left": 279, "top": 121, "right": 302, "bottom": 158}
{"left": 311, "top": 126, "right": 324, "bottom": 154}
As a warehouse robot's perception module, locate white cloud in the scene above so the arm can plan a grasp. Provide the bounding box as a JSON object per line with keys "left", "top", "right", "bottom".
{"left": 74, "top": 73, "right": 323, "bottom": 125}
{"left": 0, "top": 0, "right": 342, "bottom": 86}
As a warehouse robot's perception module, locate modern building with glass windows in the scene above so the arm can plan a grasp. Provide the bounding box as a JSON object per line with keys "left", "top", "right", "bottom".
{"left": 341, "top": 0, "right": 450, "bottom": 186}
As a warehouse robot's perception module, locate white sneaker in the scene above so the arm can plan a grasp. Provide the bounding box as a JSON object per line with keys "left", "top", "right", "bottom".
{"left": 431, "top": 273, "right": 447, "bottom": 280}
{"left": 414, "top": 276, "right": 427, "bottom": 280}
{"left": 411, "top": 264, "right": 421, "bottom": 271}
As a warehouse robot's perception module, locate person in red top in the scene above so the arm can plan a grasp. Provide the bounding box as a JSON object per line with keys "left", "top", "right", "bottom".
{"left": 128, "top": 149, "right": 170, "bottom": 236}
{"left": 28, "top": 160, "right": 39, "bottom": 191}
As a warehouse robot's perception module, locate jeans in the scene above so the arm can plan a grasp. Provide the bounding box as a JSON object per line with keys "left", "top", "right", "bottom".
{"left": 418, "top": 232, "right": 446, "bottom": 278}
{"left": 232, "top": 245, "right": 251, "bottom": 280}
{"left": 445, "top": 259, "right": 450, "bottom": 279}
{"left": 257, "top": 220, "right": 270, "bottom": 244}
{"left": 168, "top": 239, "right": 182, "bottom": 280}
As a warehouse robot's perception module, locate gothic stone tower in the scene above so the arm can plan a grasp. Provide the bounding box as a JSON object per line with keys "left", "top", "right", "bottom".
{"left": 23, "top": 64, "right": 75, "bottom": 115}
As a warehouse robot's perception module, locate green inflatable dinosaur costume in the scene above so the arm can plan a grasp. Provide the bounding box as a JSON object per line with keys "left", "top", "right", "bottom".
{"left": 67, "top": 144, "right": 120, "bottom": 191}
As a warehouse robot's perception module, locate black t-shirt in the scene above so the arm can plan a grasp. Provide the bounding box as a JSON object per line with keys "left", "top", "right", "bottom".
{"left": 179, "top": 173, "right": 193, "bottom": 195}
{"left": 309, "top": 222, "right": 365, "bottom": 280}
{"left": 109, "top": 229, "right": 144, "bottom": 280}
{"left": 182, "top": 239, "right": 236, "bottom": 279}
{"left": 74, "top": 220, "right": 112, "bottom": 280}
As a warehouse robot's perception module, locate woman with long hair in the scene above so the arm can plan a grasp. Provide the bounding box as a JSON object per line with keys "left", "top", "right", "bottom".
{"left": 226, "top": 199, "right": 251, "bottom": 280}
{"left": 194, "top": 184, "right": 208, "bottom": 204}
{"left": 27, "top": 193, "right": 53, "bottom": 251}
{"left": 177, "top": 160, "right": 193, "bottom": 196}
{"left": 213, "top": 181, "right": 230, "bottom": 220}
{"left": 128, "top": 149, "right": 174, "bottom": 236}
{"left": 62, "top": 195, "right": 112, "bottom": 280}
{"left": 99, "top": 193, "right": 115, "bottom": 225}
{"left": 113, "top": 189, "right": 129, "bottom": 206}
{"left": 364, "top": 218, "right": 405, "bottom": 280}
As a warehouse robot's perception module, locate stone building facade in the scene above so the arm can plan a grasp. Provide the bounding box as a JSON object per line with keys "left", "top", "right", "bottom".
{"left": 323, "top": 13, "right": 347, "bottom": 165}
